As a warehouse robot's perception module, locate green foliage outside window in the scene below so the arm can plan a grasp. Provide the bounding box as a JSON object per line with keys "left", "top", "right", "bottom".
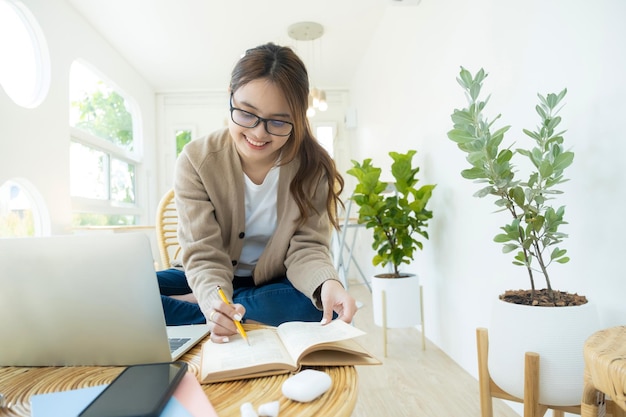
{"left": 0, "top": 210, "right": 35, "bottom": 237}
{"left": 176, "top": 130, "right": 192, "bottom": 156}
{"left": 72, "top": 83, "right": 134, "bottom": 151}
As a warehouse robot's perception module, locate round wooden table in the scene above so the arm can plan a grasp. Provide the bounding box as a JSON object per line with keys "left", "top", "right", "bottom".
{"left": 0, "top": 335, "right": 358, "bottom": 417}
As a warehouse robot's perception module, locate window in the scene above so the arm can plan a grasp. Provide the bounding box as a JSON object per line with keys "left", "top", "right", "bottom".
{"left": 0, "top": 179, "right": 49, "bottom": 237}
{"left": 176, "top": 129, "right": 192, "bottom": 156}
{"left": 69, "top": 60, "right": 141, "bottom": 226}
{"left": 0, "top": 0, "right": 50, "bottom": 108}
{"left": 314, "top": 123, "right": 336, "bottom": 158}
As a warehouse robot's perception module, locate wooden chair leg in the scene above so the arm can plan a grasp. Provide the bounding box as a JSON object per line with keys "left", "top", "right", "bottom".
{"left": 608, "top": 401, "right": 626, "bottom": 417}
{"left": 580, "top": 383, "right": 600, "bottom": 417}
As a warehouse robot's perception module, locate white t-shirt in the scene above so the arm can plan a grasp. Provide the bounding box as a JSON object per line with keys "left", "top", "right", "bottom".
{"left": 235, "top": 166, "right": 279, "bottom": 277}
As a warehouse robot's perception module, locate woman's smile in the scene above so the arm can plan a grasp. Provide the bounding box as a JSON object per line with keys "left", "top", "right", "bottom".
{"left": 244, "top": 134, "right": 269, "bottom": 148}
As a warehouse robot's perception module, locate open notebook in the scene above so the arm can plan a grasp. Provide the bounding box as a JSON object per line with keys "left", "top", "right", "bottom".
{"left": 0, "top": 233, "right": 209, "bottom": 366}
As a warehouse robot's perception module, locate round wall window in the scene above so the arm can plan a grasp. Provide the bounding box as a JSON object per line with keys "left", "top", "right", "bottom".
{"left": 0, "top": 0, "right": 50, "bottom": 108}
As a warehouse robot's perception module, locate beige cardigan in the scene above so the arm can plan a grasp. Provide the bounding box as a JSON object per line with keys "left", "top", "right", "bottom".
{"left": 174, "top": 128, "right": 340, "bottom": 320}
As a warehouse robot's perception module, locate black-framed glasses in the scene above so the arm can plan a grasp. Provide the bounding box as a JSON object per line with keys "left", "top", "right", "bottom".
{"left": 229, "top": 95, "right": 294, "bottom": 137}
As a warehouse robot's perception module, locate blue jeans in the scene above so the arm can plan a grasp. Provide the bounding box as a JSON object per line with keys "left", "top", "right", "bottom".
{"left": 157, "top": 269, "right": 324, "bottom": 326}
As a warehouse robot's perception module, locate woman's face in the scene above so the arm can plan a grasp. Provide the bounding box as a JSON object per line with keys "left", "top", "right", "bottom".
{"left": 229, "top": 79, "right": 293, "bottom": 167}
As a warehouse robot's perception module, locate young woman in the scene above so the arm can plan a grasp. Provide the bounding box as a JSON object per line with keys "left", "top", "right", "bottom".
{"left": 158, "top": 43, "right": 357, "bottom": 343}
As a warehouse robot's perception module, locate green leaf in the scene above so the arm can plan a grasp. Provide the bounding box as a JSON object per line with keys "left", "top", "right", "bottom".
{"left": 474, "top": 186, "right": 493, "bottom": 198}
{"left": 539, "top": 160, "right": 553, "bottom": 177}
{"left": 535, "top": 104, "right": 547, "bottom": 120}
{"left": 458, "top": 67, "right": 473, "bottom": 88}
{"left": 510, "top": 186, "right": 525, "bottom": 208}
{"left": 546, "top": 92, "right": 558, "bottom": 108}
{"left": 502, "top": 243, "right": 518, "bottom": 253}
{"left": 495, "top": 148, "right": 513, "bottom": 164}
{"left": 553, "top": 151, "right": 574, "bottom": 172}
{"left": 494, "top": 233, "right": 512, "bottom": 243}
{"left": 475, "top": 68, "right": 488, "bottom": 84}
{"left": 491, "top": 126, "right": 511, "bottom": 148}
{"left": 451, "top": 110, "right": 475, "bottom": 125}
{"left": 461, "top": 167, "right": 487, "bottom": 180}
{"left": 522, "top": 129, "right": 541, "bottom": 141}
{"left": 469, "top": 82, "right": 482, "bottom": 101}
{"left": 547, "top": 115, "right": 562, "bottom": 131}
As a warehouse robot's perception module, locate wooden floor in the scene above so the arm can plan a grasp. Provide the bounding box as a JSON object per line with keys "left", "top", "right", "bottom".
{"left": 346, "top": 282, "right": 520, "bottom": 417}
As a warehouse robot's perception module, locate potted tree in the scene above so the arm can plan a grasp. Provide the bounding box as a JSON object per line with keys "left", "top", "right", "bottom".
{"left": 347, "top": 150, "right": 435, "bottom": 331}
{"left": 447, "top": 67, "right": 600, "bottom": 407}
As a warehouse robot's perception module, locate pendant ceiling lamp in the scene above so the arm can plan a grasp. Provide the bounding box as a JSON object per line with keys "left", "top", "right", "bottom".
{"left": 287, "top": 21, "right": 328, "bottom": 117}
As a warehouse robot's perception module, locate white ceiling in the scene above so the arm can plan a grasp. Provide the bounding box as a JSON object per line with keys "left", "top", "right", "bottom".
{"left": 65, "top": 0, "right": 421, "bottom": 93}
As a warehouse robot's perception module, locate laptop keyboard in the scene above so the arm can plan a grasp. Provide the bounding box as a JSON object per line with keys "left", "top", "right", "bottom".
{"left": 168, "top": 337, "right": 191, "bottom": 353}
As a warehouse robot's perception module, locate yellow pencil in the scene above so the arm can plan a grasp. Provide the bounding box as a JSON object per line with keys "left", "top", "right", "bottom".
{"left": 216, "top": 286, "right": 250, "bottom": 346}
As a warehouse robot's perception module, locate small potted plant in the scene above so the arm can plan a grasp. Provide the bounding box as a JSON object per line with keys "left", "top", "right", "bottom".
{"left": 447, "top": 67, "right": 600, "bottom": 407}
{"left": 347, "top": 150, "right": 435, "bottom": 329}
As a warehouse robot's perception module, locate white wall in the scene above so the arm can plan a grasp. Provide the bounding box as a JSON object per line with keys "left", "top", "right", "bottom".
{"left": 155, "top": 92, "right": 229, "bottom": 194}
{"left": 349, "top": 0, "right": 626, "bottom": 414}
{"left": 0, "top": 0, "right": 157, "bottom": 234}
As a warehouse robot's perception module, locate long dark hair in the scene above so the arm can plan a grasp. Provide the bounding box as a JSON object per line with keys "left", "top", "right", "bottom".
{"left": 230, "top": 43, "right": 344, "bottom": 229}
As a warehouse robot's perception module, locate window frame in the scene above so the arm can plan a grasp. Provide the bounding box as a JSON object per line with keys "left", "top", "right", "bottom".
{"left": 69, "top": 60, "right": 144, "bottom": 225}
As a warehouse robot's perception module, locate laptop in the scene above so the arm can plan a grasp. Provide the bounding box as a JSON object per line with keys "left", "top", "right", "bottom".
{"left": 0, "top": 233, "right": 209, "bottom": 366}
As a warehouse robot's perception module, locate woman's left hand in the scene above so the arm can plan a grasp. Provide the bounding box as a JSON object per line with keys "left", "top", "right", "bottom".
{"left": 320, "top": 279, "right": 357, "bottom": 324}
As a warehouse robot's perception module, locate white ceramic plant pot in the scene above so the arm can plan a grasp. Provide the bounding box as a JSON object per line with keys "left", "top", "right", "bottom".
{"left": 371, "top": 274, "right": 421, "bottom": 328}
{"left": 488, "top": 298, "right": 601, "bottom": 406}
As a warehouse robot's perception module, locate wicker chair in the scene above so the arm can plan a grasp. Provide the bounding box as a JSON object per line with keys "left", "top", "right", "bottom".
{"left": 581, "top": 326, "right": 626, "bottom": 417}
{"left": 155, "top": 188, "right": 181, "bottom": 270}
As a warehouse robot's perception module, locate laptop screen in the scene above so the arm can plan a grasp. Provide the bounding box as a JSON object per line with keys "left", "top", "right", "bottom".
{"left": 0, "top": 233, "right": 173, "bottom": 366}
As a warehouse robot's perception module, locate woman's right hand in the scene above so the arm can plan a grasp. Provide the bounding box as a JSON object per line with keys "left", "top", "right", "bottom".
{"left": 319, "top": 279, "right": 357, "bottom": 325}
{"left": 207, "top": 300, "right": 247, "bottom": 343}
